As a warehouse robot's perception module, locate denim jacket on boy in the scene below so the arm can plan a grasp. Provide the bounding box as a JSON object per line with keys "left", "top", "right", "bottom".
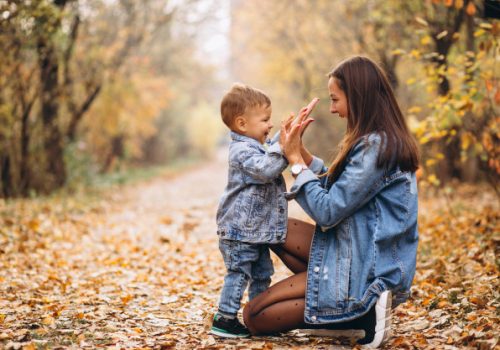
{"left": 286, "top": 133, "right": 419, "bottom": 324}
{"left": 216, "top": 131, "right": 289, "bottom": 243}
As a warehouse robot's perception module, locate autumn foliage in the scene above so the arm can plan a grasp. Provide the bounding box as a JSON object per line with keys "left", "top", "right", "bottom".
{"left": 0, "top": 159, "right": 498, "bottom": 349}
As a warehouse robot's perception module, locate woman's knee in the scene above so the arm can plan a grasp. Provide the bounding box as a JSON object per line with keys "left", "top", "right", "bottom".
{"left": 243, "top": 298, "right": 258, "bottom": 333}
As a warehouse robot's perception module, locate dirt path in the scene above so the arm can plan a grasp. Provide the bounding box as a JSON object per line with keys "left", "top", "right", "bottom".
{"left": 1, "top": 151, "right": 498, "bottom": 349}
{"left": 0, "top": 151, "right": 352, "bottom": 349}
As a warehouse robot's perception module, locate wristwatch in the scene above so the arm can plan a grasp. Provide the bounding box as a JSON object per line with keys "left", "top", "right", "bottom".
{"left": 290, "top": 163, "right": 307, "bottom": 176}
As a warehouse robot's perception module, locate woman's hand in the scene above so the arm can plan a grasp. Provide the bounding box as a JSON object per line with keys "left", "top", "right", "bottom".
{"left": 292, "top": 107, "right": 315, "bottom": 137}
{"left": 280, "top": 113, "right": 313, "bottom": 164}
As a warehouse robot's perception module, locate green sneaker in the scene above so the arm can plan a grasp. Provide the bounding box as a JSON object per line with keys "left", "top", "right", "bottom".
{"left": 210, "top": 313, "right": 250, "bottom": 338}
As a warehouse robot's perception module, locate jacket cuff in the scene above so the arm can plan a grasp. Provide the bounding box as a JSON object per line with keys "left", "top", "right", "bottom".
{"left": 267, "top": 141, "right": 283, "bottom": 155}
{"left": 270, "top": 131, "right": 280, "bottom": 144}
{"left": 285, "top": 169, "right": 318, "bottom": 200}
{"left": 308, "top": 156, "right": 324, "bottom": 174}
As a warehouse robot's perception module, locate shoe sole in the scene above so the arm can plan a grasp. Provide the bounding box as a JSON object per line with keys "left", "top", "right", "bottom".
{"left": 362, "top": 290, "right": 392, "bottom": 349}
{"left": 300, "top": 329, "right": 364, "bottom": 338}
{"left": 210, "top": 327, "right": 250, "bottom": 338}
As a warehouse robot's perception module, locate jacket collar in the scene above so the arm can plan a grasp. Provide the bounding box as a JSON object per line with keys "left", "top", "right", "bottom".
{"left": 230, "top": 131, "right": 268, "bottom": 151}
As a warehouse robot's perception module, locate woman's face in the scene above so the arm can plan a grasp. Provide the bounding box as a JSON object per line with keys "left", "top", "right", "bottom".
{"left": 328, "top": 77, "right": 348, "bottom": 119}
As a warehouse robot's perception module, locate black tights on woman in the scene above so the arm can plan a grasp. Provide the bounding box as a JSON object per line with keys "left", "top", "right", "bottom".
{"left": 243, "top": 218, "right": 372, "bottom": 336}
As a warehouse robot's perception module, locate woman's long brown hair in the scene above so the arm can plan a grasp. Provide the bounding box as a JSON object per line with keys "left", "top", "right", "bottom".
{"left": 327, "top": 56, "right": 420, "bottom": 183}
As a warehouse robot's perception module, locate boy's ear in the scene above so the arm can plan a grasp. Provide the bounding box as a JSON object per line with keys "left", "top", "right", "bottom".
{"left": 234, "top": 116, "right": 247, "bottom": 133}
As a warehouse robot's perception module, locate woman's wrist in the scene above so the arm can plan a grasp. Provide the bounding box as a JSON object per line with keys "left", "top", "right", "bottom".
{"left": 301, "top": 147, "right": 313, "bottom": 166}
{"left": 288, "top": 155, "right": 305, "bottom": 165}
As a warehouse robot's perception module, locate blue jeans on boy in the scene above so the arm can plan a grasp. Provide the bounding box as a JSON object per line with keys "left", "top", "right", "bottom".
{"left": 217, "top": 239, "right": 274, "bottom": 317}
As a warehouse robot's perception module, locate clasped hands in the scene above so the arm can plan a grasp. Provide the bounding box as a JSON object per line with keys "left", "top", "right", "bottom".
{"left": 279, "top": 106, "right": 315, "bottom": 165}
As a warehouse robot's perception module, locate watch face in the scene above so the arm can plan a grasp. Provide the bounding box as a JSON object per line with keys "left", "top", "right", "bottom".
{"left": 292, "top": 164, "right": 303, "bottom": 175}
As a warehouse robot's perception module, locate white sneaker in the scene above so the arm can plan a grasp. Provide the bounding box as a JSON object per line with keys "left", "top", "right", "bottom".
{"left": 360, "top": 290, "right": 392, "bottom": 348}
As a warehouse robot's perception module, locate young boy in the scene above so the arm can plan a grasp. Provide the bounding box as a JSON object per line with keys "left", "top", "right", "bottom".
{"left": 211, "top": 83, "right": 289, "bottom": 338}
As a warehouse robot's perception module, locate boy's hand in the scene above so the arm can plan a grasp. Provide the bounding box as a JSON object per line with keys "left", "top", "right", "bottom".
{"left": 280, "top": 113, "right": 295, "bottom": 148}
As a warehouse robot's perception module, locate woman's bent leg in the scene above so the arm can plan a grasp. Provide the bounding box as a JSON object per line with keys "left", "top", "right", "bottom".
{"left": 243, "top": 272, "right": 308, "bottom": 335}
{"left": 271, "top": 218, "right": 315, "bottom": 274}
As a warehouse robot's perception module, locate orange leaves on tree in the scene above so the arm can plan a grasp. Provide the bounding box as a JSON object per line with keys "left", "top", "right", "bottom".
{"left": 454, "top": 0, "right": 464, "bottom": 10}
{"left": 466, "top": 2, "right": 476, "bottom": 16}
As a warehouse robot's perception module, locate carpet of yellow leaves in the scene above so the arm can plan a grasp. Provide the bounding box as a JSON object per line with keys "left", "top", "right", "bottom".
{"left": 0, "top": 154, "right": 498, "bottom": 349}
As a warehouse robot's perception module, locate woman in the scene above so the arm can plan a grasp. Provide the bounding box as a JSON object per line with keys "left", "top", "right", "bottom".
{"left": 243, "top": 56, "right": 420, "bottom": 348}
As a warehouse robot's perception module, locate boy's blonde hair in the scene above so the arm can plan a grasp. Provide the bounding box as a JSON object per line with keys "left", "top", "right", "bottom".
{"left": 220, "top": 83, "right": 271, "bottom": 128}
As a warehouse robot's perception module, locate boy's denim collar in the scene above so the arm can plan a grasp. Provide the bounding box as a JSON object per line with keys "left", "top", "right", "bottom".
{"left": 230, "top": 131, "right": 270, "bottom": 150}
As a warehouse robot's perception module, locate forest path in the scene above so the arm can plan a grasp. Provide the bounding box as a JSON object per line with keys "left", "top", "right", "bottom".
{"left": 1, "top": 150, "right": 498, "bottom": 349}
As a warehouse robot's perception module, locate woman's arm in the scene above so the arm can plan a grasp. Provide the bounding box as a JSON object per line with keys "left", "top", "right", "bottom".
{"left": 289, "top": 135, "right": 386, "bottom": 228}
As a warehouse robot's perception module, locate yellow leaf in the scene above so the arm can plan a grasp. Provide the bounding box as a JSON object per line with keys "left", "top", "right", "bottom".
{"left": 461, "top": 133, "right": 472, "bottom": 150}
{"left": 426, "top": 159, "right": 437, "bottom": 167}
{"left": 427, "top": 174, "right": 440, "bottom": 186}
{"left": 28, "top": 219, "right": 40, "bottom": 231}
{"left": 408, "top": 106, "right": 422, "bottom": 114}
{"left": 419, "top": 135, "right": 431, "bottom": 144}
{"left": 474, "top": 29, "right": 486, "bottom": 37}
{"left": 455, "top": 0, "right": 464, "bottom": 9}
{"left": 437, "top": 300, "right": 449, "bottom": 308}
{"left": 391, "top": 49, "right": 405, "bottom": 56}
{"left": 409, "top": 49, "right": 421, "bottom": 59}
{"left": 42, "top": 316, "right": 55, "bottom": 325}
{"left": 420, "top": 36, "right": 432, "bottom": 45}
{"left": 406, "top": 77, "right": 417, "bottom": 85}
{"left": 121, "top": 294, "right": 133, "bottom": 304}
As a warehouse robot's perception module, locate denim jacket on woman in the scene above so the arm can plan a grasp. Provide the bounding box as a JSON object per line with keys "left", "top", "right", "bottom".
{"left": 286, "top": 133, "right": 418, "bottom": 324}
{"left": 216, "top": 131, "right": 288, "bottom": 243}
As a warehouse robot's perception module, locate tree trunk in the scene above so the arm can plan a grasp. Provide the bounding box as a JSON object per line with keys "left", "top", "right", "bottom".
{"left": 434, "top": 39, "right": 452, "bottom": 96}
{"left": 1, "top": 154, "right": 12, "bottom": 198}
{"left": 379, "top": 52, "right": 399, "bottom": 90}
{"left": 19, "top": 99, "right": 34, "bottom": 195}
{"left": 38, "top": 38, "right": 66, "bottom": 190}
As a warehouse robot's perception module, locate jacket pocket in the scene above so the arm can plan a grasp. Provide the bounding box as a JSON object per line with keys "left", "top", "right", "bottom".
{"left": 237, "top": 185, "right": 268, "bottom": 231}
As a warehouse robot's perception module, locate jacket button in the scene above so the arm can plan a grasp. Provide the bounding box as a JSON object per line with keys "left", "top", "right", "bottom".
{"left": 313, "top": 266, "right": 320, "bottom": 272}
{"left": 279, "top": 208, "right": 284, "bottom": 213}
{"left": 311, "top": 316, "right": 317, "bottom": 321}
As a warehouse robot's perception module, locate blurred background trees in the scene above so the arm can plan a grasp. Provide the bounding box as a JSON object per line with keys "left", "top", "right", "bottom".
{"left": 0, "top": 0, "right": 498, "bottom": 198}
{"left": 230, "top": 0, "right": 498, "bottom": 193}
{"left": 0, "top": 0, "right": 224, "bottom": 196}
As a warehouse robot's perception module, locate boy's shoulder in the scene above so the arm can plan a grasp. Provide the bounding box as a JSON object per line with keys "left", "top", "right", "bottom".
{"left": 229, "top": 139, "right": 263, "bottom": 161}
{"left": 229, "top": 133, "right": 264, "bottom": 152}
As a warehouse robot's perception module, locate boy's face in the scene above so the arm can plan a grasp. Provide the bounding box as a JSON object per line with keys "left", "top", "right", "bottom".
{"left": 238, "top": 105, "right": 273, "bottom": 144}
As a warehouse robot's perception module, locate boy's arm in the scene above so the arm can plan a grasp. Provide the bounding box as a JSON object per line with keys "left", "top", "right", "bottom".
{"left": 233, "top": 143, "right": 288, "bottom": 184}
